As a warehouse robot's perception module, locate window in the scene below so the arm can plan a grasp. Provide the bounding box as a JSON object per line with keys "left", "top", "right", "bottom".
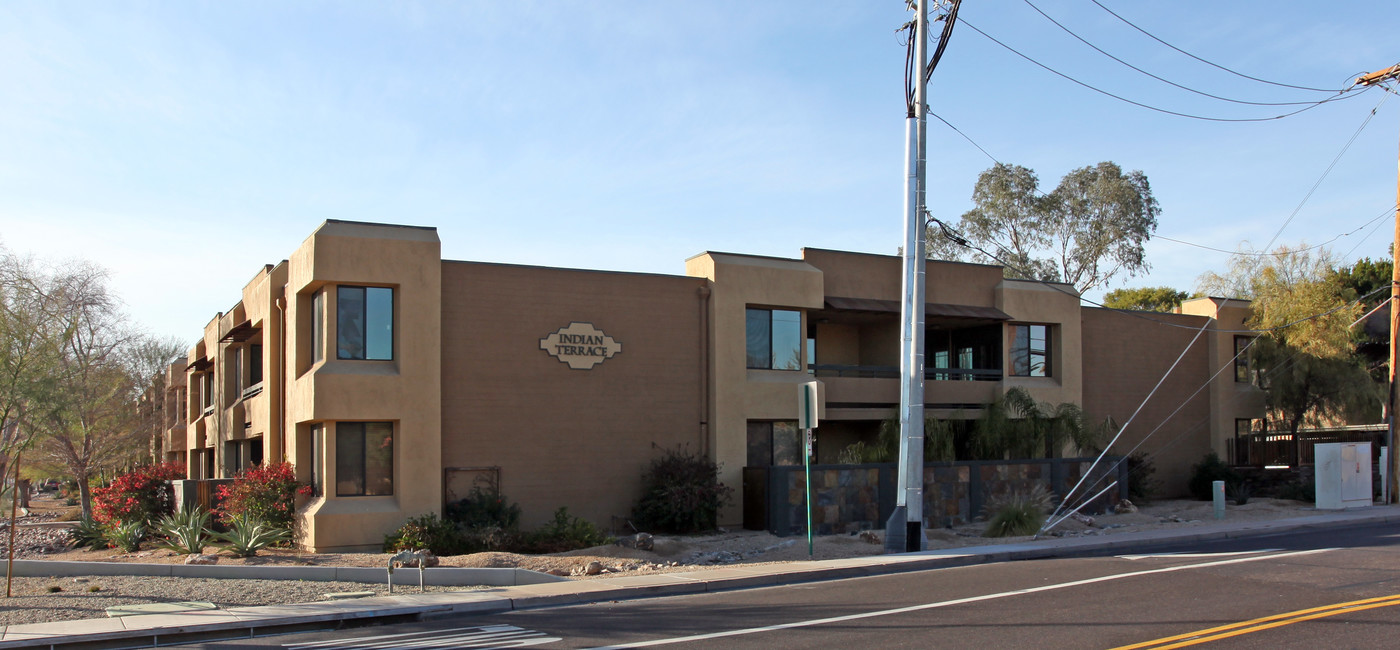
{"left": 1009, "top": 324, "right": 1050, "bottom": 377}
{"left": 201, "top": 372, "right": 214, "bottom": 409}
{"left": 746, "top": 308, "right": 801, "bottom": 370}
{"left": 248, "top": 344, "right": 263, "bottom": 386}
{"left": 310, "top": 424, "right": 322, "bottom": 496}
{"left": 1234, "top": 336, "right": 1251, "bottom": 383}
{"left": 746, "top": 421, "right": 803, "bottom": 466}
{"left": 312, "top": 289, "right": 325, "bottom": 364}
{"left": 336, "top": 422, "right": 393, "bottom": 496}
{"left": 337, "top": 286, "right": 394, "bottom": 360}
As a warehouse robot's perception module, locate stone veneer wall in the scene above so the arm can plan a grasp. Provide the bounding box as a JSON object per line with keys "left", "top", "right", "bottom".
{"left": 764, "top": 457, "right": 1126, "bottom": 536}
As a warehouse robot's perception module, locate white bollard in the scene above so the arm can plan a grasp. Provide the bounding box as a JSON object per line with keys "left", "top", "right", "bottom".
{"left": 1212, "top": 480, "right": 1226, "bottom": 519}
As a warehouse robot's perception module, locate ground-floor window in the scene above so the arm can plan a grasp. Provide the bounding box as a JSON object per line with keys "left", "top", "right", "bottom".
{"left": 746, "top": 421, "right": 803, "bottom": 466}
{"left": 225, "top": 438, "right": 264, "bottom": 476}
{"left": 336, "top": 422, "right": 393, "bottom": 496}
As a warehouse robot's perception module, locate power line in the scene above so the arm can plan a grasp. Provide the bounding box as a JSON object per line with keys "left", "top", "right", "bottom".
{"left": 1155, "top": 204, "right": 1396, "bottom": 257}
{"left": 959, "top": 19, "right": 1365, "bottom": 123}
{"left": 1021, "top": 0, "right": 1326, "bottom": 107}
{"left": 1262, "top": 92, "right": 1392, "bottom": 250}
{"left": 1089, "top": 0, "right": 1347, "bottom": 94}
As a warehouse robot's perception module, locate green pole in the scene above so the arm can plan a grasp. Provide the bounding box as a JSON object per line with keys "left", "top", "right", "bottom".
{"left": 804, "top": 427, "right": 813, "bottom": 557}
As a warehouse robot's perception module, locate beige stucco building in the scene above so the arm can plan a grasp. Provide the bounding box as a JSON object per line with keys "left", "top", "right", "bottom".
{"left": 164, "top": 220, "right": 1264, "bottom": 551}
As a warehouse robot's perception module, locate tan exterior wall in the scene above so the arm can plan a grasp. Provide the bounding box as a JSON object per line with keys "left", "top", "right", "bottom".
{"left": 1180, "top": 297, "right": 1268, "bottom": 459}
{"left": 440, "top": 262, "right": 710, "bottom": 529}
{"left": 686, "top": 252, "right": 825, "bottom": 525}
{"left": 996, "top": 279, "right": 1083, "bottom": 410}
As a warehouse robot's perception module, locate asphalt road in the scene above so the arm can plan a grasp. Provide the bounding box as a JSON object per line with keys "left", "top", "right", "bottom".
{"left": 177, "top": 522, "right": 1400, "bottom": 649}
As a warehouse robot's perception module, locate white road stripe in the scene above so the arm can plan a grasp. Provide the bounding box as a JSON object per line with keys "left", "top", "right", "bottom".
{"left": 1116, "top": 549, "right": 1281, "bottom": 560}
{"left": 587, "top": 548, "right": 1336, "bottom": 649}
{"left": 284, "top": 624, "right": 559, "bottom": 650}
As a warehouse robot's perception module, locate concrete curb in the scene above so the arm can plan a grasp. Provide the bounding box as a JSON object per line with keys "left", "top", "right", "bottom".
{"left": 2, "top": 506, "right": 1396, "bottom": 649}
{"left": 7, "top": 560, "right": 565, "bottom": 587}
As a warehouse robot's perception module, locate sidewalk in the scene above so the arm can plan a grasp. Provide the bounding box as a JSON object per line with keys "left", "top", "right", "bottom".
{"left": 4, "top": 506, "right": 1397, "bottom": 650}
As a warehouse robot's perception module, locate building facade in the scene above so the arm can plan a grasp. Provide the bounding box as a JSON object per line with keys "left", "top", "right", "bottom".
{"left": 168, "top": 220, "right": 1264, "bottom": 551}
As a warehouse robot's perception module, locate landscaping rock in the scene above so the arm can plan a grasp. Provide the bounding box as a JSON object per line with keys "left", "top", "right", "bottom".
{"left": 616, "top": 533, "right": 654, "bottom": 551}
{"left": 858, "top": 530, "right": 881, "bottom": 545}
{"left": 583, "top": 560, "right": 604, "bottom": 575}
{"left": 1114, "top": 499, "right": 1138, "bottom": 514}
{"left": 185, "top": 554, "right": 219, "bottom": 565}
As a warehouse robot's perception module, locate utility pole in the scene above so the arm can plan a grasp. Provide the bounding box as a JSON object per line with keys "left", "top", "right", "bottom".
{"left": 886, "top": 0, "right": 930, "bottom": 553}
{"left": 1355, "top": 63, "right": 1400, "bottom": 504}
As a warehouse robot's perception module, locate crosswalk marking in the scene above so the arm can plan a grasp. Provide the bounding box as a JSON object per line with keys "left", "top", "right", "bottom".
{"left": 284, "top": 624, "right": 560, "bottom": 650}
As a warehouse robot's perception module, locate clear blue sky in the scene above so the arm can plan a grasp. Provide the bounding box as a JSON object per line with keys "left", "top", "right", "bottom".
{"left": 2, "top": 1, "right": 1397, "bottom": 343}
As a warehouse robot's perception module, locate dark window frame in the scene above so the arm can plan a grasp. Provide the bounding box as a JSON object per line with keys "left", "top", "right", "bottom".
{"left": 1234, "top": 336, "right": 1251, "bottom": 383}
{"left": 746, "top": 308, "right": 802, "bottom": 371}
{"left": 335, "top": 421, "right": 394, "bottom": 497}
{"left": 1009, "top": 324, "right": 1051, "bottom": 377}
{"left": 336, "top": 286, "right": 395, "bottom": 361}
{"left": 312, "top": 289, "right": 325, "bottom": 364}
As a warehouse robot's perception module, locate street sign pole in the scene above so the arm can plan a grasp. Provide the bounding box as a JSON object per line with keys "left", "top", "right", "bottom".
{"left": 799, "top": 382, "right": 819, "bottom": 557}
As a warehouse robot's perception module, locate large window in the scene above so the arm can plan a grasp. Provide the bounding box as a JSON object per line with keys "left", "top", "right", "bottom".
{"left": 1234, "top": 336, "right": 1251, "bottom": 383}
{"left": 310, "top": 424, "right": 322, "bottom": 496}
{"left": 336, "top": 422, "right": 393, "bottom": 496}
{"left": 248, "top": 343, "right": 263, "bottom": 386}
{"left": 1009, "top": 324, "right": 1050, "bottom": 377}
{"left": 746, "top": 308, "right": 802, "bottom": 370}
{"left": 337, "top": 286, "right": 394, "bottom": 360}
{"left": 746, "top": 421, "right": 803, "bottom": 466}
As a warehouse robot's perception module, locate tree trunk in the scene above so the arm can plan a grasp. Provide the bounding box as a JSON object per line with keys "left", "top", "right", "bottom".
{"left": 16, "top": 480, "right": 28, "bottom": 510}
{"left": 77, "top": 476, "right": 93, "bottom": 522}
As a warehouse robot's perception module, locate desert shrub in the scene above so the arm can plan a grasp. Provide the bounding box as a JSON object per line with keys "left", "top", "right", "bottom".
{"left": 632, "top": 447, "right": 733, "bottom": 534}
{"left": 1188, "top": 453, "right": 1239, "bottom": 501}
{"left": 384, "top": 513, "right": 468, "bottom": 555}
{"left": 91, "top": 462, "right": 185, "bottom": 527}
{"left": 444, "top": 483, "right": 521, "bottom": 531}
{"left": 520, "top": 507, "right": 609, "bottom": 554}
{"left": 982, "top": 485, "right": 1052, "bottom": 538}
{"left": 1126, "top": 452, "right": 1159, "bottom": 503}
{"left": 156, "top": 506, "right": 215, "bottom": 555}
{"left": 1227, "top": 481, "right": 1253, "bottom": 506}
{"left": 1277, "top": 480, "right": 1315, "bottom": 503}
{"left": 69, "top": 517, "right": 109, "bottom": 550}
{"left": 106, "top": 521, "right": 146, "bottom": 553}
{"left": 216, "top": 514, "right": 290, "bottom": 558}
{"left": 215, "top": 462, "right": 305, "bottom": 531}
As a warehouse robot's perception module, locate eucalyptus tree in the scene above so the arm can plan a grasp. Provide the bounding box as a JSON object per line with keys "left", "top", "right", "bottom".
{"left": 1102, "top": 286, "right": 1189, "bottom": 313}
{"left": 929, "top": 162, "right": 1161, "bottom": 294}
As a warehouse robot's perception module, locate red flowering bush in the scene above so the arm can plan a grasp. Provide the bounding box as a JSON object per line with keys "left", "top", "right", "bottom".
{"left": 215, "top": 462, "right": 302, "bottom": 532}
{"left": 92, "top": 462, "right": 186, "bottom": 526}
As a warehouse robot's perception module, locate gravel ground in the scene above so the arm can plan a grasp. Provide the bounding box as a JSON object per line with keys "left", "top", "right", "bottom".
{"left": 0, "top": 575, "right": 479, "bottom": 626}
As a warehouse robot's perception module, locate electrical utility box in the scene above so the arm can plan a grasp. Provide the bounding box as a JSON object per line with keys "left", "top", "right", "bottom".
{"left": 1315, "top": 442, "right": 1372, "bottom": 510}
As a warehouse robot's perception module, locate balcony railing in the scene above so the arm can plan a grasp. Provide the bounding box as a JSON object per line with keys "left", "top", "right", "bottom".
{"left": 810, "top": 364, "right": 1001, "bottom": 381}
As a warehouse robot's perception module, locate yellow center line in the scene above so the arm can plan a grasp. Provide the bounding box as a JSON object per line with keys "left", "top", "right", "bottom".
{"left": 1111, "top": 593, "right": 1400, "bottom": 650}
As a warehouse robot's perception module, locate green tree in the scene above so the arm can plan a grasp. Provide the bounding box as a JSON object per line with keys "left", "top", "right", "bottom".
{"left": 1197, "top": 245, "right": 1381, "bottom": 436}
{"left": 1329, "top": 257, "right": 1392, "bottom": 310}
{"left": 929, "top": 162, "right": 1161, "bottom": 293}
{"left": 1102, "top": 286, "right": 1189, "bottom": 312}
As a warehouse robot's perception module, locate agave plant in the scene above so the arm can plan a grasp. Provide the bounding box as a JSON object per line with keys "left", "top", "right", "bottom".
{"left": 106, "top": 521, "right": 146, "bottom": 553}
{"left": 215, "top": 514, "right": 291, "bottom": 558}
{"left": 982, "top": 484, "right": 1053, "bottom": 538}
{"left": 156, "top": 506, "right": 215, "bottom": 555}
{"left": 69, "top": 517, "right": 109, "bottom": 550}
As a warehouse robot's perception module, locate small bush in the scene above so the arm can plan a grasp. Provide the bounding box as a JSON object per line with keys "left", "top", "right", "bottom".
{"left": 632, "top": 447, "right": 733, "bottom": 534}
{"left": 215, "top": 514, "right": 290, "bottom": 558}
{"left": 215, "top": 462, "right": 303, "bottom": 532}
{"left": 1126, "top": 452, "right": 1159, "bottom": 504}
{"left": 982, "top": 485, "right": 1052, "bottom": 538}
{"left": 156, "top": 507, "right": 215, "bottom": 555}
{"left": 1188, "top": 452, "right": 1239, "bottom": 501}
{"left": 70, "top": 517, "right": 109, "bottom": 550}
{"left": 92, "top": 462, "right": 185, "bottom": 527}
{"left": 444, "top": 482, "right": 521, "bottom": 531}
{"left": 521, "top": 508, "right": 609, "bottom": 554}
{"left": 46, "top": 584, "right": 61, "bottom": 593}
{"left": 64, "top": 497, "right": 78, "bottom": 507}
{"left": 106, "top": 521, "right": 145, "bottom": 553}
{"left": 1277, "top": 480, "right": 1315, "bottom": 503}
{"left": 1227, "top": 481, "right": 1253, "bottom": 506}
{"left": 384, "top": 513, "right": 467, "bottom": 555}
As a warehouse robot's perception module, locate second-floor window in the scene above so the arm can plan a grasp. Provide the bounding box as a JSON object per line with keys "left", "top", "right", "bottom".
{"left": 337, "top": 286, "right": 394, "bottom": 360}
{"left": 746, "top": 308, "right": 801, "bottom": 370}
{"left": 1234, "top": 336, "right": 1251, "bottom": 383}
{"left": 1010, "top": 324, "right": 1050, "bottom": 377}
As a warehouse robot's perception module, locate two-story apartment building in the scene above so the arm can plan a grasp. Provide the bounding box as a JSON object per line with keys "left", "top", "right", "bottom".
{"left": 168, "top": 220, "right": 1263, "bottom": 551}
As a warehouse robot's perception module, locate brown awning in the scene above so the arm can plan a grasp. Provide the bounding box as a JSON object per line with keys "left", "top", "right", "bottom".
{"left": 220, "top": 320, "right": 258, "bottom": 343}
{"left": 824, "top": 296, "right": 1012, "bottom": 321}
{"left": 187, "top": 358, "right": 213, "bottom": 372}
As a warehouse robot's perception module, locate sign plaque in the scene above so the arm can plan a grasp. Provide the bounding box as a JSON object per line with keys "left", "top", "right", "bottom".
{"left": 540, "top": 322, "right": 622, "bottom": 370}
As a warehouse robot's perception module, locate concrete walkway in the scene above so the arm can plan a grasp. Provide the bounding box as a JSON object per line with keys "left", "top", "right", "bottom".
{"left": 3, "top": 506, "right": 1398, "bottom": 650}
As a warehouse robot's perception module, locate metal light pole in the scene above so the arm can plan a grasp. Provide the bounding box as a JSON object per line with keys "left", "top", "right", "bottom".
{"left": 886, "top": 0, "right": 929, "bottom": 553}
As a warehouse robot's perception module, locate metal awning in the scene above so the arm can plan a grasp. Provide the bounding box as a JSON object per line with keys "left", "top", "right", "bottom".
{"left": 824, "top": 296, "right": 1012, "bottom": 321}
{"left": 187, "top": 358, "right": 213, "bottom": 372}
{"left": 220, "top": 320, "right": 258, "bottom": 343}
